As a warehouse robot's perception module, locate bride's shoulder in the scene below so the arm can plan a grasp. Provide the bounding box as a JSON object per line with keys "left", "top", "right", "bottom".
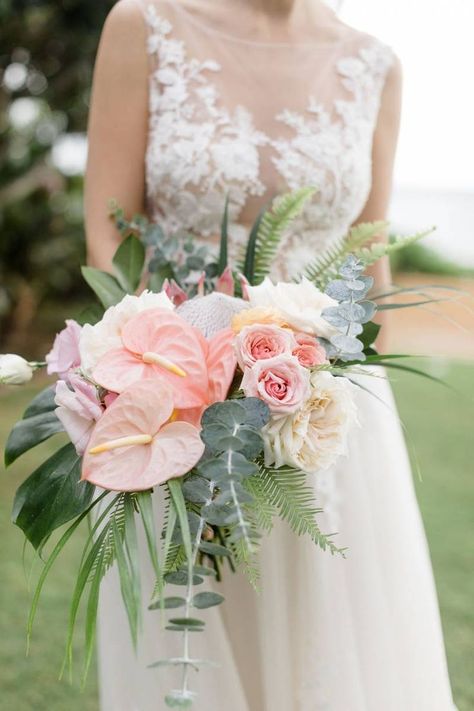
{"left": 334, "top": 19, "right": 402, "bottom": 85}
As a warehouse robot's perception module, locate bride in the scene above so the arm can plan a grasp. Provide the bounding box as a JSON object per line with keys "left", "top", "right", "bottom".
{"left": 84, "top": 0, "right": 456, "bottom": 709}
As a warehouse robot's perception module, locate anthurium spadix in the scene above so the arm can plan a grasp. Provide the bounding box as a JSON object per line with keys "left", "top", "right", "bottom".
{"left": 92, "top": 308, "right": 211, "bottom": 409}
{"left": 81, "top": 380, "right": 205, "bottom": 491}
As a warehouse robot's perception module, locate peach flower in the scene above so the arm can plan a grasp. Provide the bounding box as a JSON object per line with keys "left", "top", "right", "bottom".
{"left": 292, "top": 333, "right": 328, "bottom": 368}
{"left": 241, "top": 354, "right": 310, "bottom": 414}
{"left": 231, "top": 307, "right": 288, "bottom": 334}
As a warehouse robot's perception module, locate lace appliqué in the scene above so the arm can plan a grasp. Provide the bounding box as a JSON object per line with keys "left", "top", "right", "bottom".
{"left": 141, "top": 5, "right": 394, "bottom": 278}
{"left": 144, "top": 8, "right": 267, "bottom": 244}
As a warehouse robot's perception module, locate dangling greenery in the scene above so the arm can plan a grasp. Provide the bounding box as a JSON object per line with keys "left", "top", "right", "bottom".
{"left": 305, "top": 222, "right": 434, "bottom": 290}
{"left": 257, "top": 466, "right": 345, "bottom": 556}
{"left": 304, "top": 221, "right": 388, "bottom": 289}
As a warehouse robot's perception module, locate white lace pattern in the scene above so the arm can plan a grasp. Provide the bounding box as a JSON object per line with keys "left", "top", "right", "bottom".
{"left": 139, "top": 3, "right": 394, "bottom": 278}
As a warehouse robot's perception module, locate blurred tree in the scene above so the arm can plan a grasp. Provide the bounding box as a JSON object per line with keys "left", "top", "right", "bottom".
{"left": 0, "top": 0, "right": 115, "bottom": 353}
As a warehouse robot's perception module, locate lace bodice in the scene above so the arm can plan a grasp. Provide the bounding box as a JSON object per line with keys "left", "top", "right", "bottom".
{"left": 133, "top": 0, "right": 394, "bottom": 278}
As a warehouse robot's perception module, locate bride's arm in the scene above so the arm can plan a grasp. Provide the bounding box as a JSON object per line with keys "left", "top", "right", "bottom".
{"left": 353, "top": 56, "right": 403, "bottom": 351}
{"left": 84, "top": 0, "right": 148, "bottom": 271}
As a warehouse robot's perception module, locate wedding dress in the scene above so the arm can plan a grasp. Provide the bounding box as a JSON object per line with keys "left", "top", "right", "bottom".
{"left": 96, "top": 2, "right": 456, "bottom": 709}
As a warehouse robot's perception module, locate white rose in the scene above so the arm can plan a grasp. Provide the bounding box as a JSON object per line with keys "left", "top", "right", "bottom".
{"left": 0, "top": 354, "right": 34, "bottom": 385}
{"left": 263, "top": 370, "right": 357, "bottom": 473}
{"left": 246, "top": 276, "right": 338, "bottom": 339}
{"left": 79, "top": 290, "right": 174, "bottom": 375}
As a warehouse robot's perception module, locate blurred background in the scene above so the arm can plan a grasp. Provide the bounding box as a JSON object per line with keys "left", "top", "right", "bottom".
{"left": 0, "top": 1, "right": 473, "bottom": 710}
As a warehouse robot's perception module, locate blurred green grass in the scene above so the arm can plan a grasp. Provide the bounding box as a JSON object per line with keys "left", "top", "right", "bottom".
{"left": 1, "top": 362, "right": 473, "bottom": 710}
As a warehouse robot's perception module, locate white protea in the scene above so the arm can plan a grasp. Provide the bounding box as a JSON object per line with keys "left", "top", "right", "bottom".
{"left": 177, "top": 292, "right": 248, "bottom": 338}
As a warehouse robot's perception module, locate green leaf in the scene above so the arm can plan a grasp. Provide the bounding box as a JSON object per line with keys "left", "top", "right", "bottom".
{"left": 27, "top": 491, "right": 108, "bottom": 653}
{"left": 168, "top": 617, "right": 205, "bottom": 628}
{"left": 198, "top": 541, "right": 231, "bottom": 557}
{"left": 258, "top": 466, "right": 345, "bottom": 556}
{"left": 241, "top": 205, "right": 266, "bottom": 284}
{"left": 5, "top": 410, "right": 63, "bottom": 466}
{"left": 218, "top": 194, "right": 229, "bottom": 275}
{"left": 240, "top": 188, "right": 315, "bottom": 284}
{"left": 148, "top": 596, "right": 186, "bottom": 611}
{"left": 360, "top": 321, "right": 381, "bottom": 351}
{"left": 112, "top": 234, "right": 146, "bottom": 292}
{"left": 136, "top": 491, "right": 161, "bottom": 579}
{"left": 167, "top": 480, "right": 193, "bottom": 564}
{"left": 81, "top": 266, "right": 126, "bottom": 308}
{"left": 23, "top": 385, "right": 57, "bottom": 418}
{"left": 182, "top": 476, "right": 211, "bottom": 504}
{"left": 192, "top": 591, "right": 224, "bottom": 609}
{"left": 12, "top": 444, "right": 94, "bottom": 550}
{"left": 113, "top": 513, "right": 140, "bottom": 649}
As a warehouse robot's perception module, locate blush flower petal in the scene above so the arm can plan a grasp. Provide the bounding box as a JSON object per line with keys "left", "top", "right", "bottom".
{"left": 92, "top": 308, "right": 210, "bottom": 409}
{"left": 81, "top": 380, "right": 204, "bottom": 491}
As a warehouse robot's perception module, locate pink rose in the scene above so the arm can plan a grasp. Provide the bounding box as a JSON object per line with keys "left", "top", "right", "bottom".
{"left": 54, "top": 375, "right": 104, "bottom": 455}
{"left": 236, "top": 324, "right": 296, "bottom": 370}
{"left": 292, "top": 333, "right": 328, "bottom": 368}
{"left": 241, "top": 354, "right": 310, "bottom": 413}
{"left": 46, "top": 319, "right": 82, "bottom": 379}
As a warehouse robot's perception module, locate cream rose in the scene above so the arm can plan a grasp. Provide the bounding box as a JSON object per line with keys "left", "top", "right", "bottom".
{"left": 236, "top": 324, "right": 296, "bottom": 369}
{"left": 246, "top": 276, "right": 338, "bottom": 338}
{"left": 79, "top": 290, "right": 174, "bottom": 375}
{"left": 262, "top": 370, "right": 357, "bottom": 473}
{"left": 241, "top": 354, "right": 310, "bottom": 414}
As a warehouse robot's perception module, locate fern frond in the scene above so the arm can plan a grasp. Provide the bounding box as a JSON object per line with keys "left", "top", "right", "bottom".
{"left": 258, "top": 466, "right": 345, "bottom": 556}
{"left": 357, "top": 229, "right": 434, "bottom": 268}
{"left": 239, "top": 187, "right": 316, "bottom": 284}
{"left": 228, "top": 536, "right": 261, "bottom": 591}
{"left": 304, "top": 221, "right": 388, "bottom": 289}
{"left": 244, "top": 476, "right": 277, "bottom": 533}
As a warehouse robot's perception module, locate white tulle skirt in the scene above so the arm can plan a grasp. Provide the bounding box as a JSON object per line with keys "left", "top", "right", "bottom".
{"left": 96, "top": 371, "right": 456, "bottom": 711}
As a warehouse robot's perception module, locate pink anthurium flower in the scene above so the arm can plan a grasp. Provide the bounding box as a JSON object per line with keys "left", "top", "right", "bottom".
{"left": 178, "top": 327, "right": 237, "bottom": 426}
{"left": 82, "top": 380, "right": 205, "bottom": 492}
{"left": 92, "top": 308, "right": 210, "bottom": 409}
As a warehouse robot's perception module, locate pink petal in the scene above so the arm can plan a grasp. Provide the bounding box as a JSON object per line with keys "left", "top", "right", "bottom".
{"left": 147, "top": 421, "right": 205, "bottom": 487}
{"left": 93, "top": 347, "right": 147, "bottom": 394}
{"left": 215, "top": 266, "right": 235, "bottom": 296}
{"left": 81, "top": 380, "right": 176, "bottom": 491}
{"left": 206, "top": 328, "right": 237, "bottom": 403}
{"left": 163, "top": 278, "right": 188, "bottom": 307}
{"left": 121, "top": 308, "right": 210, "bottom": 408}
{"left": 197, "top": 271, "right": 206, "bottom": 297}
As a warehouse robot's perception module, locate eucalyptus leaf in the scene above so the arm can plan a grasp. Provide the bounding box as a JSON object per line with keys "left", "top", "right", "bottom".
{"left": 192, "top": 592, "right": 224, "bottom": 609}
{"left": 148, "top": 596, "right": 186, "bottom": 611}
{"left": 199, "top": 541, "right": 231, "bottom": 557}
{"left": 168, "top": 617, "right": 205, "bottom": 628}
{"left": 182, "top": 476, "right": 211, "bottom": 504}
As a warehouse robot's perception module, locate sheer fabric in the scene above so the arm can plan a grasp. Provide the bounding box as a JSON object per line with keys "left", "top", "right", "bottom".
{"left": 96, "top": 2, "right": 456, "bottom": 709}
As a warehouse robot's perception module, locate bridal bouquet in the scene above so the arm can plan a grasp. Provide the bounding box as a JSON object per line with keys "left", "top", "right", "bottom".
{"left": 2, "top": 188, "right": 437, "bottom": 707}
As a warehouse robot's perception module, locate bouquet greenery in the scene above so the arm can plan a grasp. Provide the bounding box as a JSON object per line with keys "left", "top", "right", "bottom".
{"left": 2, "top": 187, "right": 443, "bottom": 707}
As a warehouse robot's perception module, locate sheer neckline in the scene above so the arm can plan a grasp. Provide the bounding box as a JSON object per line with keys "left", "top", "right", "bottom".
{"left": 168, "top": 0, "right": 353, "bottom": 50}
